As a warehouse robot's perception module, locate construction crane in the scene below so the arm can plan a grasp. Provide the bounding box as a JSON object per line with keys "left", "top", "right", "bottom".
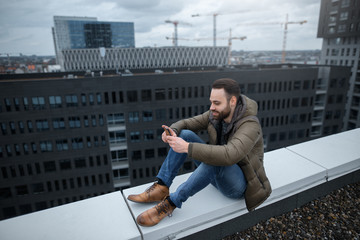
{"left": 191, "top": 10, "right": 246, "bottom": 47}
{"left": 236, "top": 14, "right": 307, "bottom": 63}
{"left": 166, "top": 29, "right": 246, "bottom": 65}
{"left": 165, "top": 20, "right": 192, "bottom": 47}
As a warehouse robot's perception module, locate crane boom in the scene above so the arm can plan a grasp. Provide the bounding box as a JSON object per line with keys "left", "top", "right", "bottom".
{"left": 236, "top": 14, "right": 306, "bottom": 63}
{"left": 191, "top": 10, "right": 246, "bottom": 47}
{"left": 165, "top": 20, "right": 192, "bottom": 47}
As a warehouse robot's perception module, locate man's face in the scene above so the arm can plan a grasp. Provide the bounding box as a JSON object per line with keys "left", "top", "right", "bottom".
{"left": 209, "top": 88, "right": 231, "bottom": 121}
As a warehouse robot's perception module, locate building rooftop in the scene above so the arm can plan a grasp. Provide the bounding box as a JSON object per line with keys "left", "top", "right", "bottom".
{"left": 1, "top": 128, "right": 359, "bottom": 239}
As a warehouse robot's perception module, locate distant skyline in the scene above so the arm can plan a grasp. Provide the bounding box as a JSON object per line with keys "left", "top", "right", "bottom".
{"left": 0, "top": 0, "right": 322, "bottom": 56}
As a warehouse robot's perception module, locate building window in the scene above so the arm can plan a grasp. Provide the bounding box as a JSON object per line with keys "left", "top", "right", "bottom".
{"left": 129, "top": 112, "right": 139, "bottom": 123}
{"left": 36, "top": 119, "right": 49, "bottom": 131}
{"left": 247, "top": 83, "right": 256, "bottom": 94}
{"left": 40, "top": 141, "right": 53, "bottom": 152}
{"left": 89, "top": 93, "right": 94, "bottom": 105}
{"left": 341, "top": 0, "right": 350, "bottom": 8}
{"left": 68, "top": 117, "right": 81, "bottom": 128}
{"left": 155, "top": 88, "right": 166, "bottom": 100}
{"left": 99, "top": 114, "right": 104, "bottom": 126}
{"left": 18, "top": 121, "right": 25, "bottom": 133}
{"left": 44, "top": 161, "right": 56, "bottom": 172}
{"left": 71, "top": 137, "right": 84, "bottom": 149}
{"left": 9, "top": 121, "right": 16, "bottom": 134}
{"left": 74, "top": 158, "right": 86, "bottom": 168}
{"left": 13, "top": 98, "right": 20, "bottom": 111}
{"left": 32, "top": 183, "right": 45, "bottom": 194}
{"left": 338, "top": 24, "right": 346, "bottom": 33}
{"left": 158, "top": 147, "right": 167, "bottom": 157}
{"left": 144, "top": 130, "right": 154, "bottom": 141}
{"left": 111, "top": 149, "right": 127, "bottom": 162}
{"left": 141, "top": 89, "right": 152, "bottom": 101}
{"left": 109, "top": 130, "right": 126, "bottom": 143}
{"left": 294, "top": 81, "right": 301, "bottom": 90}
{"left": 23, "top": 143, "right": 29, "bottom": 154}
{"left": 94, "top": 136, "right": 99, "bottom": 147}
{"left": 96, "top": 93, "right": 102, "bottom": 104}
{"left": 23, "top": 97, "right": 29, "bottom": 110}
{"left": 145, "top": 149, "right": 155, "bottom": 159}
{"left": 131, "top": 150, "right": 142, "bottom": 160}
{"left": 31, "top": 142, "right": 37, "bottom": 153}
{"left": 143, "top": 111, "right": 153, "bottom": 121}
{"left": 91, "top": 115, "right": 97, "bottom": 126}
{"left": 59, "top": 159, "right": 71, "bottom": 170}
{"left": 1, "top": 123, "right": 7, "bottom": 135}
{"left": 81, "top": 94, "right": 87, "bottom": 106}
{"left": 107, "top": 113, "right": 124, "bottom": 125}
{"left": 16, "top": 185, "right": 29, "bottom": 196}
{"left": 65, "top": 95, "right": 78, "bottom": 107}
{"left": 127, "top": 90, "right": 138, "bottom": 102}
{"left": 32, "top": 97, "right": 46, "bottom": 110}
{"left": 86, "top": 136, "right": 92, "bottom": 148}
{"left": 84, "top": 116, "right": 89, "bottom": 127}
{"left": 53, "top": 118, "right": 65, "bottom": 129}
{"left": 49, "top": 96, "right": 62, "bottom": 108}
{"left": 130, "top": 131, "right": 141, "bottom": 142}
{"left": 56, "top": 139, "right": 69, "bottom": 151}
{"left": 339, "top": 11, "right": 349, "bottom": 21}
{"left": 113, "top": 168, "right": 129, "bottom": 179}
{"left": 156, "top": 109, "right": 166, "bottom": 120}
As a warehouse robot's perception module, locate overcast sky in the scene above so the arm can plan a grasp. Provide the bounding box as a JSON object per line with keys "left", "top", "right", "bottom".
{"left": 0, "top": 0, "right": 323, "bottom": 56}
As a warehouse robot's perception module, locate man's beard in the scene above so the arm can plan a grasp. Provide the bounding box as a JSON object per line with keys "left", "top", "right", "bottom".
{"left": 211, "top": 104, "right": 231, "bottom": 121}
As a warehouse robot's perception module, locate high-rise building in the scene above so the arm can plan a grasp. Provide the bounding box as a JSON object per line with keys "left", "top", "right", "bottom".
{"left": 52, "top": 16, "right": 135, "bottom": 70}
{"left": 0, "top": 64, "right": 350, "bottom": 220}
{"left": 317, "top": 0, "right": 360, "bottom": 130}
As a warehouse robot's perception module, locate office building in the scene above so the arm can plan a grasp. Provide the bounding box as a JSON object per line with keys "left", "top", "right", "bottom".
{"left": 0, "top": 64, "right": 350, "bottom": 220}
{"left": 61, "top": 46, "right": 229, "bottom": 72}
{"left": 317, "top": 0, "right": 360, "bottom": 130}
{"left": 52, "top": 16, "right": 135, "bottom": 70}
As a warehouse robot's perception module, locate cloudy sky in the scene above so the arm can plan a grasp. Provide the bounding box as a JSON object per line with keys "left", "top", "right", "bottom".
{"left": 0, "top": 0, "right": 323, "bottom": 56}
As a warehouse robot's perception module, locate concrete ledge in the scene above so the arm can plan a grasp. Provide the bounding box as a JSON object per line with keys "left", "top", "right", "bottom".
{"left": 0, "top": 191, "right": 140, "bottom": 240}
{"left": 0, "top": 129, "right": 359, "bottom": 240}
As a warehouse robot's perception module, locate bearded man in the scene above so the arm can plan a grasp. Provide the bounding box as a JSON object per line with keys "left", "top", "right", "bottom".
{"left": 128, "top": 78, "right": 272, "bottom": 227}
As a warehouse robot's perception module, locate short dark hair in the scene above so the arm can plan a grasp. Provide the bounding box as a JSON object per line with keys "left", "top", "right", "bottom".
{"left": 212, "top": 78, "right": 240, "bottom": 101}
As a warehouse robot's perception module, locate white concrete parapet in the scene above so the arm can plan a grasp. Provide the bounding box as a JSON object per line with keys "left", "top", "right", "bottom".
{"left": 1, "top": 129, "right": 359, "bottom": 240}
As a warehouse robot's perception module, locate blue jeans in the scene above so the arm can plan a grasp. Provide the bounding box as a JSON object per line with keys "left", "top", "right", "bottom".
{"left": 156, "top": 130, "right": 247, "bottom": 208}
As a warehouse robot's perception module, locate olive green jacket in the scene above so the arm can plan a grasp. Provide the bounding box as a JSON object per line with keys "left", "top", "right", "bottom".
{"left": 170, "top": 95, "right": 271, "bottom": 211}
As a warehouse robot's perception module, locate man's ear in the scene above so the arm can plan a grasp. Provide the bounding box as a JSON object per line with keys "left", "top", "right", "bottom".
{"left": 230, "top": 96, "right": 237, "bottom": 107}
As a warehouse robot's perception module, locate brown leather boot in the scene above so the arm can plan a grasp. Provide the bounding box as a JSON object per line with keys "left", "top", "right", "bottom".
{"left": 127, "top": 182, "right": 169, "bottom": 203}
{"left": 136, "top": 197, "right": 176, "bottom": 227}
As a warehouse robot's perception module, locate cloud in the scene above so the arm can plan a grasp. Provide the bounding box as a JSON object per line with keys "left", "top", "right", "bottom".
{"left": 0, "top": 0, "right": 323, "bottom": 55}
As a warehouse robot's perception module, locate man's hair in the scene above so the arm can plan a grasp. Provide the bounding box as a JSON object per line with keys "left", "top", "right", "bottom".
{"left": 212, "top": 78, "right": 240, "bottom": 101}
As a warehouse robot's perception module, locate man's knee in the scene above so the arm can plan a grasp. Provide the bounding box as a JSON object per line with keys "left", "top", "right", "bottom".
{"left": 179, "top": 130, "right": 196, "bottom": 141}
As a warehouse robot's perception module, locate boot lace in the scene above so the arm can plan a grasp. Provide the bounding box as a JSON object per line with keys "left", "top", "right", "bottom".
{"left": 145, "top": 183, "right": 158, "bottom": 194}
{"left": 155, "top": 199, "right": 173, "bottom": 217}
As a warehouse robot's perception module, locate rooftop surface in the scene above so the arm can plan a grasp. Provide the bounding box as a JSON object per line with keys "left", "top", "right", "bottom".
{"left": 1, "top": 128, "right": 359, "bottom": 240}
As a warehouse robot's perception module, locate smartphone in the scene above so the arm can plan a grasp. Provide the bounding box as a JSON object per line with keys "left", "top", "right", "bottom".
{"left": 163, "top": 127, "right": 172, "bottom": 136}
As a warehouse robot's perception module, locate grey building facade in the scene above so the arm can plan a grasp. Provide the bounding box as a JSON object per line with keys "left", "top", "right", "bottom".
{"left": 61, "top": 46, "right": 229, "bottom": 72}
{"left": 317, "top": 0, "right": 360, "bottom": 130}
{"left": 0, "top": 64, "right": 350, "bottom": 220}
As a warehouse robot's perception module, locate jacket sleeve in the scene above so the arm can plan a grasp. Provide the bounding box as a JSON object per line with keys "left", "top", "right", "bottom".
{"left": 170, "top": 111, "right": 210, "bottom": 135}
{"left": 188, "top": 120, "right": 261, "bottom": 166}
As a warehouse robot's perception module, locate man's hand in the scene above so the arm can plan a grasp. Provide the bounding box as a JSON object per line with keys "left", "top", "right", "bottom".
{"left": 167, "top": 136, "right": 189, "bottom": 153}
{"left": 161, "top": 125, "right": 177, "bottom": 143}
{"left": 161, "top": 125, "right": 189, "bottom": 153}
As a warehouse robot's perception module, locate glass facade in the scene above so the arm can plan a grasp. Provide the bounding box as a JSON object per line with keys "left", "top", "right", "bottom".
{"left": 66, "top": 20, "right": 135, "bottom": 49}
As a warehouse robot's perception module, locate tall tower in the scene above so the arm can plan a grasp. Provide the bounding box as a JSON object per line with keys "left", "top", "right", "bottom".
{"left": 317, "top": 0, "right": 360, "bottom": 130}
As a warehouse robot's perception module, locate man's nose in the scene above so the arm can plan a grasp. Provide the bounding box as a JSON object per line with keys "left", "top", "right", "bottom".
{"left": 210, "top": 104, "right": 215, "bottom": 111}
